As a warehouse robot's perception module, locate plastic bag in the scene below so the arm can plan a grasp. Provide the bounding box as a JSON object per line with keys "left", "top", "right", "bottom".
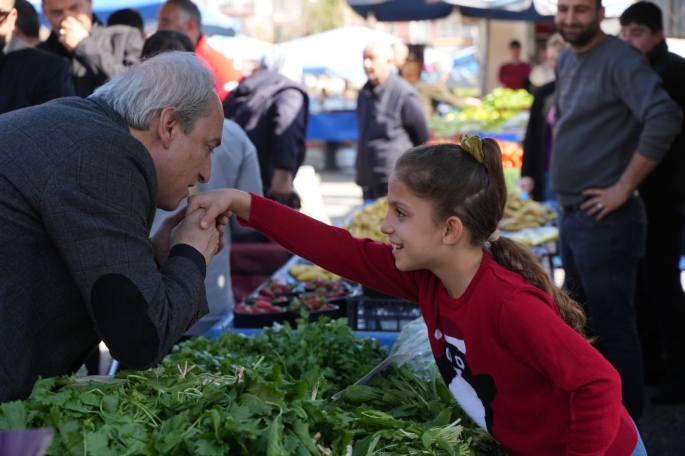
{"left": 389, "top": 317, "right": 437, "bottom": 379}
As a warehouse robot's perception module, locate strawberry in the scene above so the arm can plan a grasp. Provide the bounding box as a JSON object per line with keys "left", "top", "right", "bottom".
{"left": 256, "top": 300, "right": 273, "bottom": 310}
{"left": 260, "top": 288, "right": 275, "bottom": 299}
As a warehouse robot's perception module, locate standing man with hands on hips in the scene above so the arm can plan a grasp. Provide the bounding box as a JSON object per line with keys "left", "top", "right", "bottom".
{"left": 552, "top": 0, "right": 682, "bottom": 421}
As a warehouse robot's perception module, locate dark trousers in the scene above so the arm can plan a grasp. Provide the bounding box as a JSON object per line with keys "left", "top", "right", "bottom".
{"left": 635, "top": 198, "right": 685, "bottom": 381}
{"left": 559, "top": 195, "right": 646, "bottom": 420}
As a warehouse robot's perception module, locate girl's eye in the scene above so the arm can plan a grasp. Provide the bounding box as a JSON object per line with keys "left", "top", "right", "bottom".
{"left": 396, "top": 209, "right": 405, "bottom": 217}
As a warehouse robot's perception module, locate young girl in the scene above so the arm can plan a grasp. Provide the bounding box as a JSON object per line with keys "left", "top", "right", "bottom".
{"left": 188, "top": 137, "right": 645, "bottom": 456}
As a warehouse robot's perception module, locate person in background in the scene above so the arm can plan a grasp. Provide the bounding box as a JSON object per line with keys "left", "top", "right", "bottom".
{"left": 401, "top": 57, "right": 465, "bottom": 118}
{"left": 0, "top": 0, "right": 74, "bottom": 115}
{"left": 392, "top": 42, "right": 408, "bottom": 73}
{"left": 498, "top": 40, "right": 532, "bottom": 90}
{"left": 520, "top": 33, "right": 568, "bottom": 203}
{"left": 157, "top": 0, "right": 241, "bottom": 101}
{"left": 619, "top": 1, "right": 685, "bottom": 405}
{"left": 107, "top": 8, "right": 145, "bottom": 38}
{"left": 223, "top": 51, "right": 308, "bottom": 209}
{"left": 145, "top": 31, "right": 263, "bottom": 336}
{"left": 525, "top": 46, "right": 555, "bottom": 93}
{"left": 38, "top": 0, "right": 143, "bottom": 98}
{"left": 13, "top": 0, "right": 39, "bottom": 46}
{"left": 553, "top": 0, "right": 682, "bottom": 420}
{"left": 356, "top": 42, "right": 428, "bottom": 201}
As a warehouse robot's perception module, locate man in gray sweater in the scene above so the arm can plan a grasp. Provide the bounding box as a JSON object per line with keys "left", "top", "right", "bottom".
{"left": 0, "top": 52, "right": 226, "bottom": 402}
{"left": 553, "top": 0, "right": 682, "bottom": 421}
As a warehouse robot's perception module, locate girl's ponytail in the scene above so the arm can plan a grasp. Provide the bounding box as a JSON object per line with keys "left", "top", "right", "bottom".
{"left": 480, "top": 139, "right": 589, "bottom": 339}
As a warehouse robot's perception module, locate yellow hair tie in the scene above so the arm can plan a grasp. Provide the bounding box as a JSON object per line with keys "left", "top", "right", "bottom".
{"left": 459, "top": 134, "right": 484, "bottom": 164}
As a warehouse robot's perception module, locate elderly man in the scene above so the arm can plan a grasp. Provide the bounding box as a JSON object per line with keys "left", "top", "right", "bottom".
{"left": 157, "top": 0, "right": 241, "bottom": 101}
{"left": 0, "top": 52, "right": 225, "bottom": 403}
{"left": 356, "top": 42, "right": 428, "bottom": 201}
{"left": 0, "top": 0, "right": 74, "bottom": 114}
{"left": 38, "top": 0, "right": 143, "bottom": 98}
{"left": 553, "top": 0, "right": 682, "bottom": 420}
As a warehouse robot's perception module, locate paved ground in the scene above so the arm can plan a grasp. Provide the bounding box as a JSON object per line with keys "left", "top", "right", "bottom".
{"left": 640, "top": 390, "right": 685, "bottom": 455}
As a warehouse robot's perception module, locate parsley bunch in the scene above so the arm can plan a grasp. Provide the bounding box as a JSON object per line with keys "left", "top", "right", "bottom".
{"left": 165, "top": 316, "right": 388, "bottom": 398}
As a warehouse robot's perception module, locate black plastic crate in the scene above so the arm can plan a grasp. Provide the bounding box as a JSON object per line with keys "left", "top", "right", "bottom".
{"left": 347, "top": 297, "right": 421, "bottom": 332}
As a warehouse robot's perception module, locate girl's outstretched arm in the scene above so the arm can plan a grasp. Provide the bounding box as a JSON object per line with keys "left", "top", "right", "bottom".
{"left": 187, "top": 189, "right": 422, "bottom": 303}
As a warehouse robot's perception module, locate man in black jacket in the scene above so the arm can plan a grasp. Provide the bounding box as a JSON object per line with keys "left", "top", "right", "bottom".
{"left": 620, "top": 1, "right": 685, "bottom": 404}
{"left": 0, "top": 0, "right": 74, "bottom": 114}
{"left": 38, "top": 0, "right": 143, "bottom": 98}
{"left": 223, "top": 55, "right": 308, "bottom": 208}
{"left": 356, "top": 42, "right": 428, "bottom": 201}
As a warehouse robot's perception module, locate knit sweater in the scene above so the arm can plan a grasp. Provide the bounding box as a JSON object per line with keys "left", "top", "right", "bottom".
{"left": 241, "top": 195, "right": 637, "bottom": 456}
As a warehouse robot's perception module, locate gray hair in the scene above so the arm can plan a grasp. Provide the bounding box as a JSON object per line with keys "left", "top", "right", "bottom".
{"left": 92, "top": 52, "right": 218, "bottom": 135}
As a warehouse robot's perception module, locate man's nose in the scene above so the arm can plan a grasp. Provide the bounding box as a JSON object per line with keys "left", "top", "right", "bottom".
{"left": 198, "top": 158, "right": 212, "bottom": 184}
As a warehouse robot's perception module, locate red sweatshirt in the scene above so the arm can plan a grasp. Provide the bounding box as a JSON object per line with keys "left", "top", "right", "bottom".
{"left": 241, "top": 195, "right": 638, "bottom": 456}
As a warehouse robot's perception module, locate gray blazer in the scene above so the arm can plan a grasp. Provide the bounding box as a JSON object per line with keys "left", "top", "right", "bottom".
{"left": 0, "top": 96, "right": 208, "bottom": 402}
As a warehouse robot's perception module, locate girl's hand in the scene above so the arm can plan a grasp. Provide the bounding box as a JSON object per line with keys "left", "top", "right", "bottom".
{"left": 186, "top": 189, "right": 252, "bottom": 229}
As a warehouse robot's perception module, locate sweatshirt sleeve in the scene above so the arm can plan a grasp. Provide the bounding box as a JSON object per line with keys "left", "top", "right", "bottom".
{"left": 498, "top": 289, "right": 623, "bottom": 456}
{"left": 612, "top": 49, "right": 683, "bottom": 162}
{"left": 239, "top": 194, "right": 422, "bottom": 303}
{"left": 40, "top": 138, "right": 208, "bottom": 369}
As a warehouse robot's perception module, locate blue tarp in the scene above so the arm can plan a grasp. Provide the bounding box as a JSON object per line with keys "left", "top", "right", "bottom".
{"left": 307, "top": 111, "right": 359, "bottom": 142}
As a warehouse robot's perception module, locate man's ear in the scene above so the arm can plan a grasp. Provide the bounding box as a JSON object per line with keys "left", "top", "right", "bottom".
{"left": 599, "top": 6, "right": 605, "bottom": 23}
{"left": 443, "top": 216, "right": 464, "bottom": 246}
{"left": 158, "top": 106, "right": 179, "bottom": 149}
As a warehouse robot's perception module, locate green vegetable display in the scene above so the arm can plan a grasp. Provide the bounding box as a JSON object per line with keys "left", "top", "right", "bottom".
{"left": 165, "top": 316, "right": 388, "bottom": 398}
{"left": 428, "top": 88, "right": 533, "bottom": 138}
{"left": 0, "top": 318, "right": 504, "bottom": 456}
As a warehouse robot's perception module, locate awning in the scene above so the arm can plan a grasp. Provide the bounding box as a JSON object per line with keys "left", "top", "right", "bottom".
{"left": 348, "top": 0, "right": 635, "bottom": 21}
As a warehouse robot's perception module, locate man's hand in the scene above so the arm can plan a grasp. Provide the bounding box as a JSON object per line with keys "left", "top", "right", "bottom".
{"left": 267, "top": 168, "right": 293, "bottom": 199}
{"left": 171, "top": 208, "right": 221, "bottom": 266}
{"left": 150, "top": 209, "right": 186, "bottom": 266}
{"left": 187, "top": 189, "right": 252, "bottom": 231}
{"left": 519, "top": 177, "right": 535, "bottom": 194}
{"left": 580, "top": 182, "right": 633, "bottom": 221}
{"left": 59, "top": 16, "right": 90, "bottom": 51}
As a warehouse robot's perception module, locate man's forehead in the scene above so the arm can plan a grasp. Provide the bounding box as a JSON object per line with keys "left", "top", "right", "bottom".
{"left": 43, "top": 0, "right": 89, "bottom": 10}
{"left": 557, "top": 0, "right": 596, "bottom": 8}
{"left": 0, "top": 0, "right": 12, "bottom": 11}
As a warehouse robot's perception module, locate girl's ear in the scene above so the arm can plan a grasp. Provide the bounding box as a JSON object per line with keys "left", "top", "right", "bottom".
{"left": 443, "top": 216, "right": 464, "bottom": 246}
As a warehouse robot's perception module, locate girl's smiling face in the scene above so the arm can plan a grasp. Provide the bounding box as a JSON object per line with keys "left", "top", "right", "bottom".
{"left": 380, "top": 173, "right": 447, "bottom": 271}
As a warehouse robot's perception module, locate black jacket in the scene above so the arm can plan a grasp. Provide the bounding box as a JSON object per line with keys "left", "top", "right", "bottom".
{"left": 38, "top": 18, "right": 142, "bottom": 98}
{"left": 223, "top": 70, "right": 309, "bottom": 190}
{"left": 521, "top": 81, "right": 555, "bottom": 202}
{"left": 641, "top": 40, "right": 685, "bottom": 203}
{"left": 355, "top": 73, "right": 429, "bottom": 187}
{"left": 0, "top": 36, "right": 74, "bottom": 115}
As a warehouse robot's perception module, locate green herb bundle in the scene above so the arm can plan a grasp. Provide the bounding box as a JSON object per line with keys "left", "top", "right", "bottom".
{"left": 165, "top": 317, "right": 388, "bottom": 398}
